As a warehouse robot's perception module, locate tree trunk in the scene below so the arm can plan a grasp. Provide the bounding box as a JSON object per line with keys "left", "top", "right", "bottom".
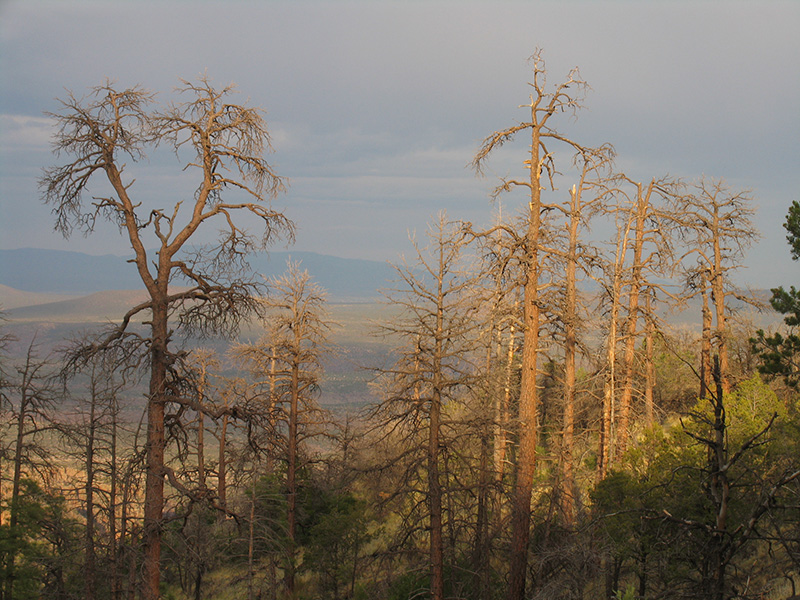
{"left": 560, "top": 184, "right": 580, "bottom": 525}
{"left": 472, "top": 423, "right": 491, "bottom": 599}
{"left": 700, "top": 274, "right": 713, "bottom": 399}
{"left": 197, "top": 379, "right": 206, "bottom": 491}
{"left": 142, "top": 297, "right": 168, "bottom": 600}
{"left": 429, "top": 384, "right": 445, "bottom": 600}
{"left": 495, "top": 318, "right": 516, "bottom": 484}
{"left": 6, "top": 347, "right": 37, "bottom": 600}
{"left": 617, "top": 181, "right": 653, "bottom": 457}
{"left": 218, "top": 409, "right": 228, "bottom": 513}
{"left": 600, "top": 219, "right": 626, "bottom": 480}
{"left": 506, "top": 124, "right": 543, "bottom": 600}
{"left": 248, "top": 476, "right": 256, "bottom": 600}
{"left": 428, "top": 246, "right": 446, "bottom": 600}
{"left": 472, "top": 338, "right": 494, "bottom": 599}
{"left": 284, "top": 357, "right": 300, "bottom": 596}
{"left": 644, "top": 292, "right": 655, "bottom": 426}
{"left": 711, "top": 208, "right": 730, "bottom": 393}
{"left": 85, "top": 372, "right": 97, "bottom": 600}
{"left": 120, "top": 468, "right": 131, "bottom": 600}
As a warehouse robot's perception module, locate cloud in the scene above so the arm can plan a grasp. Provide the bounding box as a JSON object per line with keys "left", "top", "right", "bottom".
{"left": 0, "top": 114, "right": 53, "bottom": 149}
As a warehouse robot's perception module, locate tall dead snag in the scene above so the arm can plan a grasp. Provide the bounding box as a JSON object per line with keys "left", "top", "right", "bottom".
{"left": 596, "top": 205, "right": 631, "bottom": 481}
{"left": 682, "top": 265, "right": 715, "bottom": 399}
{"left": 472, "top": 211, "right": 523, "bottom": 495}
{"left": 181, "top": 347, "right": 222, "bottom": 600}
{"left": 472, "top": 50, "right": 587, "bottom": 600}
{"left": 672, "top": 178, "right": 759, "bottom": 394}
{"left": 643, "top": 289, "right": 656, "bottom": 425}
{"left": 234, "top": 262, "right": 330, "bottom": 598}
{"left": 543, "top": 147, "right": 613, "bottom": 525}
{"left": 188, "top": 349, "right": 219, "bottom": 495}
{"left": 40, "top": 78, "right": 292, "bottom": 600}
{"left": 612, "top": 176, "right": 676, "bottom": 458}
{"left": 370, "top": 214, "right": 481, "bottom": 600}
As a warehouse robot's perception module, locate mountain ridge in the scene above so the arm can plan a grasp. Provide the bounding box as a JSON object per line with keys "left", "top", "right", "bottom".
{"left": 0, "top": 248, "right": 396, "bottom": 300}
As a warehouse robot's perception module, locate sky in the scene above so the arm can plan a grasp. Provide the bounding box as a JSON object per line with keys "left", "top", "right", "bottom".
{"left": 0, "top": 0, "right": 798, "bottom": 289}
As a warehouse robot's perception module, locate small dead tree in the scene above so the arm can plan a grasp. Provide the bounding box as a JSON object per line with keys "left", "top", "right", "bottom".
{"left": 369, "top": 214, "right": 483, "bottom": 600}
{"left": 61, "top": 351, "right": 131, "bottom": 600}
{"left": 1, "top": 339, "right": 58, "bottom": 600}
{"left": 40, "top": 78, "right": 292, "bottom": 600}
{"left": 233, "top": 262, "right": 331, "bottom": 597}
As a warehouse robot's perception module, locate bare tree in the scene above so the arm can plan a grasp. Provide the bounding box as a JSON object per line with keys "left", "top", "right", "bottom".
{"left": 472, "top": 50, "right": 587, "bottom": 600}
{"left": 612, "top": 176, "right": 676, "bottom": 458}
{"left": 369, "top": 214, "right": 482, "bottom": 600}
{"left": 40, "top": 78, "right": 292, "bottom": 599}
{"left": 62, "top": 354, "right": 129, "bottom": 600}
{"left": 671, "top": 178, "right": 759, "bottom": 394}
{"left": 1, "top": 339, "right": 58, "bottom": 600}
{"left": 543, "top": 147, "right": 613, "bottom": 524}
{"left": 233, "top": 262, "right": 331, "bottom": 597}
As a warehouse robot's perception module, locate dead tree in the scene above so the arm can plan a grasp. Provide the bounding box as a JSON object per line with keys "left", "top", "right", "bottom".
{"left": 233, "top": 262, "right": 331, "bottom": 597}
{"left": 369, "top": 214, "right": 483, "bottom": 600}
{"left": 596, "top": 175, "right": 677, "bottom": 470}
{"left": 613, "top": 176, "right": 676, "bottom": 458}
{"left": 472, "top": 50, "right": 588, "bottom": 600}
{"left": 672, "top": 178, "right": 760, "bottom": 394}
{"left": 40, "top": 78, "right": 292, "bottom": 600}
{"left": 61, "top": 353, "right": 130, "bottom": 600}
{"left": 470, "top": 212, "right": 525, "bottom": 598}
{"left": 542, "top": 147, "right": 613, "bottom": 525}
{"left": 1, "top": 339, "right": 57, "bottom": 600}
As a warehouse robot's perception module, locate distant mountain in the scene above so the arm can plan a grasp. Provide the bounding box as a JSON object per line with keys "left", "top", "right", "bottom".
{"left": 0, "top": 249, "right": 140, "bottom": 294}
{"left": 0, "top": 248, "right": 396, "bottom": 300}
{"left": 251, "top": 251, "right": 396, "bottom": 301}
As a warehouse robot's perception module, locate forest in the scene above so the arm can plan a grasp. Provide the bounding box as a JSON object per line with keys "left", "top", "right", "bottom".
{"left": 1, "top": 52, "right": 799, "bottom": 600}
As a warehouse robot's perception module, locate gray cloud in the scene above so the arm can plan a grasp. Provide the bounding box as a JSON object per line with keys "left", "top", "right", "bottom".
{"left": 1, "top": 0, "right": 798, "bottom": 287}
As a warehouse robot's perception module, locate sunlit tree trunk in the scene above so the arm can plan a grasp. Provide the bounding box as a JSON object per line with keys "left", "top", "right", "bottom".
{"left": 711, "top": 208, "right": 730, "bottom": 394}
{"left": 599, "top": 218, "right": 627, "bottom": 480}
{"left": 143, "top": 297, "right": 168, "bottom": 599}
{"left": 84, "top": 368, "right": 98, "bottom": 600}
{"left": 109, "top": 394, "right": 120, "bottom": 600}
{"left": 558, "top": 184, "right": 580, "bottom": 525}
{"left": 494, "top": 316, "right": 516, "bottom": 485}
{"left": 644, "top": 291, "right": 655, "bottom": 426}
{"left": 284, "top": 350, "right": 300, "bottom": 595}
{"left": 617, "top": 180, "right": 653, "bottom": 457}
{"left": 700, "top": 273, "right": 713, "bottom": 399}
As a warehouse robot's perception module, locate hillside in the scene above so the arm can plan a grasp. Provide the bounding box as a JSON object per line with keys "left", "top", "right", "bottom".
{"left": 5, "top": 289, "right": 153, "bottom": 323}
{"left": 0, "top": 284, "right": 80, "bottom": 310}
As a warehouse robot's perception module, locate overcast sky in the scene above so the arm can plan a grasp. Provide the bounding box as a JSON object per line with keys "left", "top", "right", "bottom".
{"left": 1, "top": 0, "right": 798, "bottom": 288}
